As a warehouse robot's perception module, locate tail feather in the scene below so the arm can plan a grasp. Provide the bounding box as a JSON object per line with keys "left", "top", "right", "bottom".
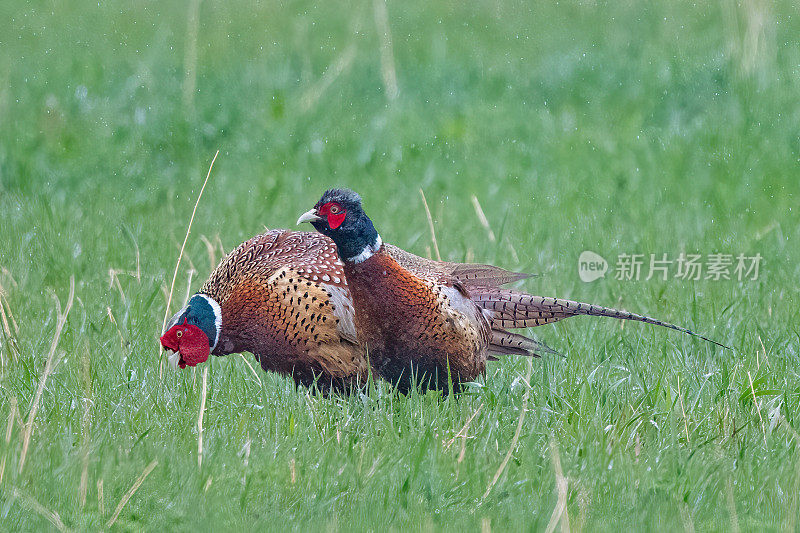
{"left": 384, "top": 243, "right": 533, "bottom": 288}
{"left": 488, "top": 328, "right": 560, "bottom": 358}
{"left": 449, "top": 264, "right": 533, "bottom": 288}
{"left": 474, "top": 289, "right": 729, "bottom": 349}
{"left": 471, "top": 290, "right": 571, "bottom": 326}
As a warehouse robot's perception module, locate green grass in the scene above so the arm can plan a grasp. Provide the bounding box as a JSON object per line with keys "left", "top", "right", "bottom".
{"left": 1, "top": 0, "right": 799, "bottom": 530}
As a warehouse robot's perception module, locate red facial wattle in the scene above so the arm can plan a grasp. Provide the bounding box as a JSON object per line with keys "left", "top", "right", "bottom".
{"left": 318, "top": 202, "right": 346, "bottom": 230}
{"left": 160, "top": 322, "right": 210, "bottom": 369}
{"left": 328, "top": 212, "right": 345, "bottom": 229}
{"left": 177, "top": 324, "right": 210, "bottom": 367}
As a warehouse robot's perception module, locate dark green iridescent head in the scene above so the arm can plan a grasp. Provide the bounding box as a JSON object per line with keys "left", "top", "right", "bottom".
{"left": 297, "top": 188, "right": 381, "bottom": 262}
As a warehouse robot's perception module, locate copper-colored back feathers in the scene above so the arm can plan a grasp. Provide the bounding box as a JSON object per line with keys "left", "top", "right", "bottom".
{"left": 202, "top": 231, "right": 361, "bottom": 391}
{"left": 343, "top": 251, "right": 492, "bottom": 392}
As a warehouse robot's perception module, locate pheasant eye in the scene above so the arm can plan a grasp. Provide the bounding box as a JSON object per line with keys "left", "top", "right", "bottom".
{"left": 176, "top": 330, "right": 183, "bottom": 338}
{"left": 324, "top": 202, "right": 346, "bottom": 229}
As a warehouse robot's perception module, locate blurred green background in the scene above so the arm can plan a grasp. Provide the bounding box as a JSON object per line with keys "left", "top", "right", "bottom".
{"left": 0, "top": 0, "right": 798, "bottom": 530}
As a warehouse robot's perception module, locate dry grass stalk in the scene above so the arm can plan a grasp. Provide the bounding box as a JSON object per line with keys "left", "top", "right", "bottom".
{"left": 504, "top": 237, "right": 520, "bottom": 264}
{"left": 79, "top": 342, "right": 92, "bottom": 507}
{"left": 159, "top": 283, "right": 170, "bottom": 311}
{"left": 678, "top": 499, "right": 696, "bottom": 533}
{"left": 0, "top": 396, "right": 18, "bottom": 484}
{"left": 455, "top": 419, "right": 472, "bottom": 473}
{"left": 106, "top": 459, "right": 158, "bottom": 529}
{"left": 755, "top": 220, "right": 779, "bottom": 241}
{"left": 418, "top": 189, "right": 441, "bottom": 261}
{"left": 779, "top": 417, "right": 800, "bottom": 532}
{"left": 19, "top": 276, "right": 75, "bottom": 474}
{"left": 739, "top": 0, "right": 773, "bottom": 76}
{"left": 12, "top": 488, "right": 67, "bottom": 532}
{"left": 301, "top": 44, "right": 356, "bottom": 111}
{"left": 182, "top": 0, "right": 201, "bottom": 113}
{"left": 214, "top": 234, "right": 226, "bottom": 257}
{"left": 0, "top": 294, "right": 13, "bottom": 338}
{"left": 372, "top": 0, "right": 398, "bottom": 100}
{"left": 482, "top": 357, "right": 533, "bottom": 500}
{"left": 456, "top": 407, "right": 483, "bottom": 463}
{"left": 106, "top": 306, "right": 125, "bottom": 347}
{"left": 443, "top": 403, "right": 483, "bottom": 450}
{"left": 470, "top": 195, "right": 496, "bottom": 242}
{"left": 0, "top": 268, "right": 18, "bottom": 289}
{"left": 0, "top": 280, "right": 20, "bottom": 334}
{"left": 159, "top": 150, "right": 220, "bottom": 380}
{"left": 544, "top": 436, "right": 570, "bottom": 533}
{"left": 182, "top": 267, "right": 197, "bottom": 308}
{"left": 722, "top": 0, "right": 775, "bottom": 80}
{"left": 575, "top": 483, "right": 591, "bottom": 533}
{"left": 107, "top": 240, "right": 141, "bottom": 302}
{"left": 748, "top": 371, "right": 767, "bottom": 445}
{"left": 239, "top": 436, "right": 251, "bottom": 473}
{"left": 304, "top": 391, "right": 323, "bottom": 435}
{"left": 108, "top": 269, "right": 127, "bottom": 302}
{"left": 289, "top": 458, "right": 297, "bottom": 484}
{"left": 198, "top": 365, "right": 209, "bottom": 469}
{"left": 200, "top": 234, "right": 218, "bottom": 272}
{"left": 0, "top": 288, "right": 20, "bottom": 368}
{"left": 238, "top": 354, "right": 263, "bottom": 388}
{"left": 97, "top": 478, "right": 104, "bottom": 516}
{"left": 677, "top": 376, "right": 690, "bottom": 443}
{"left": 757, "top": 335, "right": 768, "bottom": 369}
{"left": 725, "top": 476, "right": 740, "bottom": 533}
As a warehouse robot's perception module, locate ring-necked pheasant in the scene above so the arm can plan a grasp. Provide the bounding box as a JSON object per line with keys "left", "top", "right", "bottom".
{"left": 298, "top": 188, "right": 726, "bottom": 392}
{"left": 159, "top": 229, "right": 538, "bottom": 392}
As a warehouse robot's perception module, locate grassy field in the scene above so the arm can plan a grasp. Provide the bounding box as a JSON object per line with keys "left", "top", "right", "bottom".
{"left": 1, "top": 0, "right": 799, "bottom": 530}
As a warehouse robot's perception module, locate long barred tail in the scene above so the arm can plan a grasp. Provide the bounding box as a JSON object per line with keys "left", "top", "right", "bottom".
{"left": 473, "top": 289, "right": 729, "bottom": 350}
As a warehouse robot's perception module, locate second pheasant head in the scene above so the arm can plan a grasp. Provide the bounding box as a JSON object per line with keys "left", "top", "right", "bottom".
{"left": 297, "top": 188, "right": 382, "bottom": 263}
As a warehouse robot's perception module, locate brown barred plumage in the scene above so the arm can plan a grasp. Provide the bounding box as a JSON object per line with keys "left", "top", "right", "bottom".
{"left": 185, "top": 229, "right": 541, "bottom": 392}
{"left": 167, "top": 189, "right": 725, "bottom": 394}
{"left": 198, "top": 230, "right": 361, "bottom": 391}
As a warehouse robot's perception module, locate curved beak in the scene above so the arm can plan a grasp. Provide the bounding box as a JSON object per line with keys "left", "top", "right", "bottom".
{"left": 160, "top": 332, "right": 182, "bottom": 371}
{"left": 167, "top": 351, "right": 182, "bottom": 371}
{"left": 297, "top": 209, "right": 322, "bottom": 225}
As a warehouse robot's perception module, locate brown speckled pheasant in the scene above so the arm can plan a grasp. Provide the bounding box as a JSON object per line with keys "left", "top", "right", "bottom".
{"left": 159, "top": 229, "right": 538, "bottom": 392}
{"left": 298, "top": 188, "right": 726, "bottom": 392}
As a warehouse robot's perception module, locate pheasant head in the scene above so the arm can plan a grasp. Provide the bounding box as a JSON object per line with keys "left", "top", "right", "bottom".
{"left": 297, "top": 188, "right": 382, "bottom": 263}
{"left": 160, "top": 294, "right": 221, "bottom": 369}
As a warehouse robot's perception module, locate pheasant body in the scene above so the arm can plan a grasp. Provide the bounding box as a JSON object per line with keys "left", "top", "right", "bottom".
{"left": 344, "top": 250, "right": 491, "bottom": 391}
{"left": 161, "top": 190, "right": 726, "bottom": 394}
{"left": 299, "top": 188, "right": 551, "bottom": 391}
{"left": 298, "top": 188, "right": 727, "bottom": 392}
{"left": 196, "top": 230, "right": 363, "bottom": 390}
